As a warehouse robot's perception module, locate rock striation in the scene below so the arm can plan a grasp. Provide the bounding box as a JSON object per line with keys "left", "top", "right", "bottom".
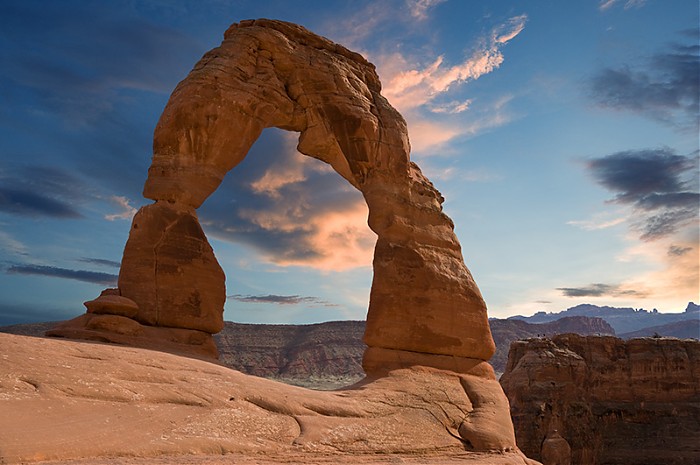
{"left": 48, "top": 19, "right": 495, "bottom": 371}
{"left": 500, "top": 334, "right": 700, "bottom": 465}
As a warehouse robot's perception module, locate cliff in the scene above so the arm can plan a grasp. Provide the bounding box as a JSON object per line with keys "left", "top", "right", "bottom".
{"left": 489, "top": 316, "right": 614, "bottom": 375}
{"left": 500, "top": 334, "right": 700, "bottom": 465}
{"left": 214, "top": 321, "right": 366, "bottom": 388}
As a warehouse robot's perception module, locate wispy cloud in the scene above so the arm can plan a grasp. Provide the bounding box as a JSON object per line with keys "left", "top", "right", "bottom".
{"left": 407, "top": 0, "right": 447, "bottom": 20}
{"left": 567, "top": 212, "right": 627, "bottom": 231}
{"left": 599, "top": 0, "right": 646, "bottom": 11}
{"left": 0, "top": 230, "right": 29, "bottom": 257}
{"left": 104, "top": 195, "right": 137, "bottom": 221}
{"left": 78, "top": 257, "right": 121, "bottom": 268}
{"left": 589, "top": 38, "right": 699, "bottom": 130}
{"left": 6, "top": 264, "right": 117, "bottom": 286}
{"left": 227, "top": 294, "right": 340, "bottom": 307}
{"left": 380, "top": 15, "right": 527, "bottom": 113}
{"left": 373, "top": 15, "right": 526, "bottom": 153}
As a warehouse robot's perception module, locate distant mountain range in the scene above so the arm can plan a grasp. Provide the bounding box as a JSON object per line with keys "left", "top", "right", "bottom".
{"left": 1, "top": 302, "right": 697, "bottom": 386}
{"left": 508, "top": 302, "right": 700, "bottom": 335}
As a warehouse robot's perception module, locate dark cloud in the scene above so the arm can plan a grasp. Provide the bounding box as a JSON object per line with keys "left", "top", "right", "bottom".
{"left": 228, "top": 294, "right": 340, "bottom": 307}
{"left": 0, "top": 187, "right": 82, "bottom": 218}
{"left": 7, "top": 264, "right": 117, "bottom": 286}
{"left": 586, "top": 148, "right": 699, "bottom": 240}
{"left": 668, "top": 245, "right": 692, "bottom": 257}
{"left": 557, "top": 283, "right": 647, "bottom": 298}
{"left": 589, "top": 38, "right": 699, "bottom": 129}
{"left": 78, "top": 258, "right": 121, "bottom": 268}
{"left": 0, "top": 164, "right": 92, "bottom": 219}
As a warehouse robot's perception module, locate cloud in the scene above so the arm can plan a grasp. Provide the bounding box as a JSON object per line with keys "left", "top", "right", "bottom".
{"left": 567, "top": 211, "right": 627, "bottom": 231}
{"left": 589, "top": 39, "right": 699, "bottom": 129}
{"left": 0, "top": 187, "right": 82, "bottom": 219}
{"left": 227, "top": 294, "right": 339, "bottom": 307}
{"left": 6, "top": 264, "right": 117, "bottom": 286}
{"left": 0, "top": 164, "right": 96, "bottom": 219}
{"left": 557, "top": 283, "right": 648, "bottom": 298}
{"left": 407, "top": 0, "right": 447, "bottom": 20}
{"left": 380, "top": 14, "right": 526, "bottom": 113}
{"left": 78, "top": 258, "right": 121, "bottom": 268}
{"left": 104, "top": 195, "right": 137, "bottom": 221}
{"left": 0, "top": 230, "right": 29, "bottom": 257}
{"left": 599, "top": 0, "right": 646, "bottom": 11}
{"left": 586, "top": 148, "right": 699, "bottom": 241}
{"left": 200, "top": 130, "right": 376, "bottom": 272}
{"left": 373, "top": 16, "right": 525, "bottom": 153}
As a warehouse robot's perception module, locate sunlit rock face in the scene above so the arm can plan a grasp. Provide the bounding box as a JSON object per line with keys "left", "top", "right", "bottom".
{"left": 49, "top": 19, "right": 495, "bottom": 368}
{"left": 500, "top": 334, "right": 700, "bottom": 465}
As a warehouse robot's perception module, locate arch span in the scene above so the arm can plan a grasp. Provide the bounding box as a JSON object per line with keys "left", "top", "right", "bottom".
{"left": 50, "top": 19, "right": 496, "bottom": 372}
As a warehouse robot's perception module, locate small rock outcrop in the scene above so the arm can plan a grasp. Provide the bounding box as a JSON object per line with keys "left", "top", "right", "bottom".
{"left": 48, "top": 19, "right": 495, "bottom": 371}
{"left": 500, "top": 334, "right": 700, "bottom": 465}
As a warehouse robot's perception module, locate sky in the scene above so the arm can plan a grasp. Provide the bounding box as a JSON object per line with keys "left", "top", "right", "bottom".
{"left": 0, "top": 0, "right": 698, "bottom": 326}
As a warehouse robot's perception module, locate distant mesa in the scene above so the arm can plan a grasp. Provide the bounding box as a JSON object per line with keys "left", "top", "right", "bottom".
{"left": 42, "top": 18, "right": 521, "bottom": 457}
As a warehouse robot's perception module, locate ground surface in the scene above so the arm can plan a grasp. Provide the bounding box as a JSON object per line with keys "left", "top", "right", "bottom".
{"left": 0, "top": 333, "right": 537, "bottom": 465}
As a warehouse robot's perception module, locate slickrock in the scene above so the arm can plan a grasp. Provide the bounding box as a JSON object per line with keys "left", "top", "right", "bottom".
{"left": 500, "top": 334, "right": 700, "bottom": 465}
{"left": 0, "top": 333, "right": 536, "bottom": 465}
{"left": 48, "top": 18, "right": 495, "bottom": 368}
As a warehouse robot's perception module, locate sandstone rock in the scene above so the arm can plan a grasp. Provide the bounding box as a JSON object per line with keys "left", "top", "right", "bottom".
{"left": 84, "top": 294, "right": 139, "bottom": 319}
{"left": 500, "top": 334, "right": 700, "bottom": 465}
{"left": 46, "top": 314, "right": 218, "bottom": 359}
{"left": 540, "top": 430, "right": 571, "bottom": 465}
{"left": 50, "top": 19, "right": 495, "bottom": 369}
{"left": 0, "top": 333, "right": 536, "bottom": 465}
{"left": 117, "top": 201, "right": 225, "bottom": 333}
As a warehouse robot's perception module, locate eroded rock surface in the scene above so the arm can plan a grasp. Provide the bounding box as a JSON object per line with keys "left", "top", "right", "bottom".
{"left": 49, "top": 19, "right": 495, "bottom": 369}
{"left": 0, "top": 333, "right": 536, "bottom": 465}
{"left": 500, "top": 334, "right": 700, "bottom": 465}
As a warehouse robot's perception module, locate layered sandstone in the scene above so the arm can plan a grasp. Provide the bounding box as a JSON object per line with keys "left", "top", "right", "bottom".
{"left": 500, "top": 334, "right": 700, "bottom": 465}
{"left": 48, "top": 18, "right": 495, "bottom": 371}
{"left": 0, "top": 333, "right": 536, "bottom": 465}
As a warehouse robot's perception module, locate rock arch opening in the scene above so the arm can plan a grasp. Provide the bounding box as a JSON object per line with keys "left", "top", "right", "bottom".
{"left": 200, "top": 126, "right": 376, "bottom": 323}
{"left": 48, "top": 19, "right": 496, "bottom": 376}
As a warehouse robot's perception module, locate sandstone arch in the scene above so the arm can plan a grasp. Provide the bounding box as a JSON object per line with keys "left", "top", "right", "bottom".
{"left": 50, "top": 19, "right": 496, "bottom": 373}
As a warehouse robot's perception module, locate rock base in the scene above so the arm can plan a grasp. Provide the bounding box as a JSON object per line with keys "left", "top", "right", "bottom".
{"left": 46, "top": 314, "right": 218, "bottom": 359}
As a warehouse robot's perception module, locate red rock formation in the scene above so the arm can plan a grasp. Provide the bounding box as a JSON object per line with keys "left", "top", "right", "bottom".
{"left": 500, "top": 334, "right": 700, "bottom": 465}
{"left": 49, "top": 19, "right": 495, "bottom": 370}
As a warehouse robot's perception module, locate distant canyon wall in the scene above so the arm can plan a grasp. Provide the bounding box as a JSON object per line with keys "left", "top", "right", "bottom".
{"left": 500, "top": 334, "right": 700, "bottom": 465}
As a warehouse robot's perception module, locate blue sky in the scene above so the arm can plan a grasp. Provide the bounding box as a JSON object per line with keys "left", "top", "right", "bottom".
{"left": 0, "top": 0, "right": 698, "bottom": 326}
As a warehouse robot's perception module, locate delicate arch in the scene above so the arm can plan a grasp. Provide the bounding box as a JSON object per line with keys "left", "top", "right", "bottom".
{"left": 53, "top": 19, "right": 496, "bottom": 371}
